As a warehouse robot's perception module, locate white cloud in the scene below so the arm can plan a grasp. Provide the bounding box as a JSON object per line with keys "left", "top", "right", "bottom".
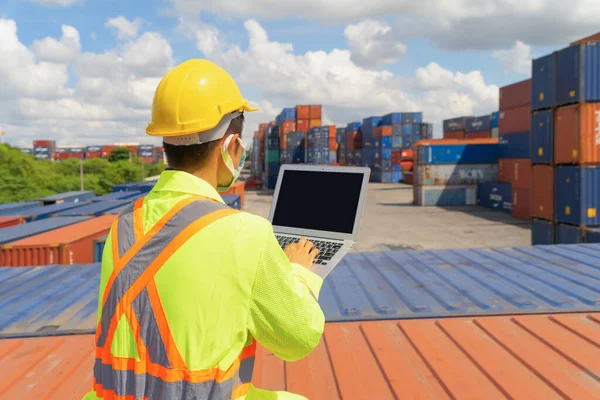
{"left": 31, "top": 24, "right": 81, "bottom": 63}
{"left": 90, "top": 32, "right": 97, "bottom": 40}
{"left": 492, "top": 41, "right": 532, "bottom": 74}
{"left": 344, "top": 20, "right": 407, "bottom": 68}
{"left": 170, "top": 0, "right": 600, "bottom": 51}
{"left": 105, "top": 16, "right": 144, "bottom": 40}
{"left": 27, "top": 0, "right": 80, "bottom": 6}
{"left": 121, "top": 32, "right": 174, "bottom": 76}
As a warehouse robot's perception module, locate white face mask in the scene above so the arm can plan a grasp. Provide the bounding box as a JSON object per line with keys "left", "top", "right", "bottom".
{"left": 217, "top": 134, "right": 247, "bottom": 192}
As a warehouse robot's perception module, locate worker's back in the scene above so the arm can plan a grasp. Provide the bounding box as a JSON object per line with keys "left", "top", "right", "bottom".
{"left": 84, "top": 170, "right": 325, "bottom": 400}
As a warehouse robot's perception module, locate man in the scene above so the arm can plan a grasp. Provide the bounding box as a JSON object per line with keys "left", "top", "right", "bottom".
{"left": 84, "top": 59, "right": 325, "bottom": 400}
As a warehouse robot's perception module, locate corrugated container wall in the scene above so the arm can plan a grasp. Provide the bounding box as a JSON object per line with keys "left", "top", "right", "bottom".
{"left": 532, "top": 219, "right": 555, "bottom": 245}
{"left": 0, "top": 217, "right": 90, "bottom": 245}
{"left": 465, "top": 115, "right": 492, "bottom": 133}
{"left": 4, "top": 201, "right": 91, "bottom": 222}
{"left": 416, "top": 144, "right": 498, "bottom": 165}
{"left": 554, "top": 103, "right": 600, "bottom": 165}
{"left": 415, "top": 164, "right": 497, "bottom": 186}
{"left": 40, "top": 190, "right": 95, "bottom": 205}
{"left": 556, "top": 224, "right": 584, "bottom": 244}
{"left": 0, "top": 216, "right": 24, "bottom": 229}
{"left": 477, "top": 182, "right": 512, "bottom": 212}
{"left": 443, "top": 117, "right": 472, "bottom": 132}
{"left": 52, "top": 200, "right": 131, "bottom": 217}
{"left": 556, "top": 166, "right": 600, "bottom": 226}
{"left": 531, "top": 110, "right": 553, "bottom": 164}
{"left": 499, "top": 79, "right": 531, "bottom": 110}
{"left": 414, "top": 185, "right": 477, "bottom": 206}
{"left": 532, "top": 165, "right": 554, "bottom": 220}
{"left": 499, "top": 133, "right": 531, "bottom": 159}
{"left": 498, "top": 106, "right": 531, "bottom": 134}
{"left": 0, "top": 201, "right": 40, "bottom": 216}
{"left": 512, "top": 188, "right": 532, "bottom": 220}
{"left": 531, "top": 53, "right": 556, "bottom": 111}
{"left": 556, "top": 42, "right": 600, "bottom": 106}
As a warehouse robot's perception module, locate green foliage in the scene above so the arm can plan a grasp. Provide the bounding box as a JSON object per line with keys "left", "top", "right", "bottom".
{"left": 108, "top": 147, "right": 132, "bottom": 162}
{"left": 0, "top": 144, "right": 166, "bottom": 204}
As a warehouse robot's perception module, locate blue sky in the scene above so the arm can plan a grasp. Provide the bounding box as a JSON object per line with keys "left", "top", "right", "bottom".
{"left": 0, "top": 0, "right": 597, "bottom": 146}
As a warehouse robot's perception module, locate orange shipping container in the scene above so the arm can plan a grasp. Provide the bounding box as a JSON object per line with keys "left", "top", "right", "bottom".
{"left": 499, "top": 105, "right": 531, "bottom": 134}
{"left": 532, "top": 165, "right": 554, "bottom": 220}
{"left": 296, "top": 119, "right": 309, "bottom": 132}
{"left": 309, "top": 119, "right": 322, "bottom": 128}
{"left": 512, "top": 188, "right": 532, "bottom": 220}
{"left": 0, "top": 215, "right": 114, "bottom": 266}
{"left": 0, "top": 216, "right": 24, "bottom": 229}
{"left": 296, "top": 105, "right": 310, "bottom": 120}
{"left": 443, "top": 131, "right": 465, "bottom": 139}
{"left": 309, "top": 105, "right": 322, "bottom": 119}
{"left": 279, "top": 121, "right": 296, "bottom": 136}
{"left": 400, "top": 161, "right": 413, "bottom": 172}
{"left": 328, "top": 126, "right": 336, "bottom": 139}
{"left": 512, "top": 159, "right": 532, "bottom": 189}
{"left": 554, "top": 103, "right": 600, "bottom": 165}
{"left": 498, "top": 159, "right": 513, "bottom": 183}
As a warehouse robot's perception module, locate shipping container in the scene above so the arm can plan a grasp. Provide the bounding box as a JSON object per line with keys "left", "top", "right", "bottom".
{"left": 414, "top": 185, "right": 477, "bottom": 206}
{"left": 112, "top": 182, "right": 144, "bottom": 192}
{"left": 491, "top": 127, "right": 499, "bottom": 138}
{"left": 465, "top": 115, "right": 492, "bottom": 133}
{"left": 416, "top": 143, "right": 499, "bottom": 165}
{"left": 0, "top": 216, "right": 24, "bottom": 229}
{"left": 587, "top": 227, "right": 600, "bottom": 243}
{"left": 371, "top": 171, "right": 393, "bottom": 183}
{"left": 532, "top": 219, "right": 555, "bottom": 245}
{"left": 465, "top": 131, "right": 491, "bottom": 139}
{"left": 381, "top": 112, "right": 401, "bottom": 126}
{"left": 554, "top": 103, "right": 600, "bottom": 165}
{"left": 39, "top": 190, "right": 95, "bottom": 205}
{"left": 0, "top": 217, "right": 90, "bottom": 246}
{"left": 499, "top": 133, "right": 531, "bottom": 159}
{"left": 531, "top": 110, "right": 554, "bottom": 164}
{"left": 309, "top": 119, "right": 321, "bottom": 128}
{"left": 0, "top": 215, "right": 114, "bottom": 266}
{"left": 221, "top": 181, "right": 245, "bottom": 206}
{"left": 498, "top": 105, "right": 531, "bottom": 134}
{"left": 571, "top": 31, "right": 600, "bottom": 45}
{"left": 556, "top": 166, "right": 600, "bottom": 226}
{"left": 477, "top": 182, "right": 512, "bottom": 212}
{"left": 0, "top": 201, "right": 41, "bottom": 216}
{"left": 296, "top": 105, "right": 309, "bottom": 120}
{"left": 557, "top": 224, "right": 584, "bottom": 244}
{"left": 532, "top": 165, "right": 555, "bottom": 220}
{"left": 556, "top": 42, "right": 600, "bottom": 106}
{"left": 52, "top": 200, "right": 131, "bottom": 217}
{"left": 403, "top": 112, "right": 423, "bottom": 124}
{"left": 443, "top": 131, "right": 465, "bottom": 139}
{"left": 32, "top": 140, "right": 54, "bottom": 147}
{"left": 512, "top": 188, "right": 532, "bottom": 220}
{"left": 92, "top": 234, "right": 107, "bottom": 263}
{"left": 443, "top": 116, "right": 471, "bottom": 133}
{"left": 19, "top": 148, "right": 33, "bottom": 154}
{"left": 499, "top": 79, "right": 531, "bottom": 110}
{"left": 220, "top": 194, "right": 241, "bottom": 210}
{"left": 531, "top": 53, "right": 556, "bottom": 111}
{"left": 296, "top": 119, "right": 309, "bottom": 132}
{"left": 1, "top": 201, "right": 92, "bottom": 222}
{"left": 403, "top": 171, "right": 413, "bottom": 184}
{"left": 491, "top": 111, "right": 499, "bottom": 128}
{"left": 309, "top": 105, "right": 322, "bottom": 119}
{"left": 91, "top": 191, "right": 141, "bottom": 202}
{"left": 498, "top": 159, "right": 512, "bottom": 183}
{"left": 512, "top": 159, "right": 532, "bottom": 189}
{"left": 415, "top": 164, "right": 497, "bottom": 186}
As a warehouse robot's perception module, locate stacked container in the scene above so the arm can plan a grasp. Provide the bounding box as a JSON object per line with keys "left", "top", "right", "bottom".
{"left": 327, "top": 126, "right": 338, "bottom": 164}
{"left": 465, "top": 115, "right": 493, "bottom": 139}
{"left": 138, "top": 144, "right": 154, "bottom": 164}
{"left": 54, "top": 147, "right": 71, "bottom": 161}
{"left": 531, "top": 40, "right": 600, "bottom": 244}
{"left": 264, "top": 126, "right": 280, "bottom": 189}
{"left": 85, "top": 145, "right": 102, "bottom": 159}
{"left": 33, "top": 140, "right": 55, "bottom": 161}
{"left": 280, "top": 131, "right": 306, "bottom": 165}
{"left": 414, "top": 141, "right": 499, "bottom": 206}
{"left": 491, "top": 111, "right": 499, "bottom": 138}
{"left": 307, "top": 127, "right": 329, "bottom": 165}
{"left": 442, "top": 117, "right": 471, "bottom": 139}
{"left": 19, "top": 148, "right": 33, "bottom": 155}
{"left": 498, "top": 79, "right": 532, "bottom": 220}
{"left": 372, "top": 125, "right": 393, "bottom": 182}
{"left": 345, "top": 122, "right": 360, "bottom": 166}
{"left": 336, "top": 128, "right": 346, "bottom": 165}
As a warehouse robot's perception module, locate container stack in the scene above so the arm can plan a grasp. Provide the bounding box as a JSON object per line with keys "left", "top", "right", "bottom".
{"left": 280, "top": 131, "right": 306, "bottom": 165}
{"left": 33, "top": 140, "right": 55, "bottom": 161}
{"left": 360, "top": 116, "right": 379, "bottom": 171}
{"left": 491, "top": 112, "right": 499, "bottom": 138}
{"left": 307, "top": 127, "right": 329, "bottom": 165}
{"left": 465, "top": 115, "right": 493, "bottom": 139}
{"left": 372, "top": 125, "right": 393, "bottom": 182}
{"left": 251, "top": 132, "right": 261, "bottom": 177}
{"left": 54, "top": 147, "right": 71, "bottom": 160}
{"left": 398, "top": 150, "right": 414, "bottom": 184}
{"left": 497, "top": 79, "right": 532, "bottom": 220}
{"left": 442, "top": 117, "right": 471, "bottom": 139}
{"left": 85, "top": 146, "right": 102, "bottom": 159}
{"left": 265, "top": 126, "right": 280, "bottom": 189}
{"left": 531, "top": 39, "right": 600, "bottom": 245}
{"left": 70, "top": 147, "right": 85, "bottom": 160}
{"left": 414, "top": 140, "right": 499, "bottom": 206}
{"left": 345, "top": 122, "right": 361, "bottom": 166}
{"left": 138, "top": 145, "right": 154, "bottom": 164}
{"left": 327, "top": 126, "right": 338, "bottom": 164}
{"left": 336, "top": 128, "right": 346, "bottom": 165}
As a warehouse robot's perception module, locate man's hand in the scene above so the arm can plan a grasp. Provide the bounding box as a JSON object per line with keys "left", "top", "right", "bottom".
{"left": 284, "top": 237, "right": 319, "bottom": 268}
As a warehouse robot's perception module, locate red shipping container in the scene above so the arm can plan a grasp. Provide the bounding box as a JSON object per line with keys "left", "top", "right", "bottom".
{"left": 0, "top": 215, "right": 114, "bottom": 266}
{"left": 465, "top": 131, "right": 491, "bottom": 139}
{"left": 571, "top": 32, "right": 600, "bottom": 45}
{"left": 498, "top": 159, "right": 514, "bottom": 183}
{"left": 554, "top": 103, "right": 600, "bottom": 165}
{"left": 400, "top": 150, "right": 413, "bottom": 161}
{"left": 33, "top": 140, "right": 54, "bottom": 147}
{"left": 101, "top": 145, "right": 117, "bottom": 157}
{"left": 296, "top": 119, "right": 309, "bottom": 132}
{"left": 85, "top": 152, "right": 101, "bottom": 159}
{"left": 499, "top": 79, "right": 531, "bottom": 110}
{"left": 296, "top": 105, "right": 309, "bottom": 120}
{"left": 512, "top": 188, "right": 532, "bottom": 220}
{"left": 141, "top": 157, "right": 154, "bottom": 164}
{"left": 309, "top": 119, "right": 321, "bottom": 128}
{"left": 309, "top": 105, "right": 322, "bottom": 119}
{"left": 400, "top": 161, "right": 413, "bottom": 172}
{"left": 71, "top": 153, "right": 84, "bottom": 160}
{"left": 499, "top": 105, "right": 531, "bottom": 134}
{"left": 512, "top": 159, "right": 532, "bottom": 189}
{"left": 55, "top": 153, "right": 72, "bottom": 160}
{"left": 391, "top": 150, "right": 401, "bottom": 164}
{"left": 532, "top": 165, "right": 554, "bottom": 220}
{"left": 373, "top": 127, "right": 382, "bottom": 138}
{"left": 279, "top": 121, "right": 296, "bottom": 136}
{"left": 443, "top": 131, "right": 465, "bottom": 139}
{"left": 403, "top": 171, "right": 413, "bottom": 185}
{"left": 346, "top": 133, "right": 357, "bottom": 150}
{"left": 0, "top": 216, "right": 24, "bottom": 229}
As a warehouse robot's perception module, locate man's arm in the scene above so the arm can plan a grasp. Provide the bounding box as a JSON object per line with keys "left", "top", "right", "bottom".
{"left": 247, "top": 227, "right": 325, "bottom": 362}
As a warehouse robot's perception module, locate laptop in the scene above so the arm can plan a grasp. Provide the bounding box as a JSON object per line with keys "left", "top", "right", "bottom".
{"left": 268, "top": 164, "right": 370, "bottom": 279}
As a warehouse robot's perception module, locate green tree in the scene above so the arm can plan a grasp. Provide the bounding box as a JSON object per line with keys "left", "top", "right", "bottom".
{"left": 108, "top": 148, "right": 132, "bottom": 162}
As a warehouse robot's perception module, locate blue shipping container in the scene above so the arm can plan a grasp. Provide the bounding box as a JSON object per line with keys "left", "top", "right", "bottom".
{"left": 532, "top": 53, "right": 556, "bottom": 110}
{"left": 557, "top": 224, "right": 584, "bottom": 244}
{"left": 392, "top": 171, "right": 402, "bottom": 183}
{"left": 587, "top": 228, "right": 600, "bottom": 243}
{"left": 281, "top": 107, "right": 296, "bottom": 122}
{"left": 372, "top": 171, "right": 393, "bottom": 183}
{"left": 92, "top": 192, "right": 141, "bottom": 202}
{"left": 532, "top": 219, "right": 555, "bottom": 245}
{"left": 417, "top": 144, "right": 499, "bottom": 165}
{"left": 86, "top": 146, "right": 102, "bottom": 152}
{"left": 465, "top": 115, "right": 492, "bottom": 133}
{"left": 556, "top": 166, "right": 600, "bottom": 227}
{"left": 373, "top": 159, "right": 392, "bottom": 172}
{"left": 415, "top": 185, "right": 478, "bottom": 206}
{"left": 362, "top": 116, "right": 381, "bottom": 127}
{"left": 443, "top": 116, "right": 472, "bottom": 133}
{"left": 221, "top": 194, "right": 241, "bottom": 210}
{"left": 112, "top": 182, "right": 143, "bottom": 192}
{"left": 402, "top": 112, "right": 423, "bottom": 124}
{"left": 2, "top": 201, "right": 92, "bottom": 222}
{"left": 381, "top": 113, "right": 402, "bottom": 126}
{"left": 0, "top": 201, "right": 41, "bottom": 216}
{"left": 401, "top": 123, "right": 420, "bottom": 136}
{"left": 491, "top": 112, "right": 499, "bottom": 128}
{"left": 420, "top": 123, "right": 433, "bottom": 139}
{"left": 52, "top": 200, "right": 131, "bottom": 217}
{"left": 138, "top": 183, "right": 155, "bottom": 194}
{"left": 499, "top": 133, "right": 531, "bottom": 159}
{"left": 375, "top": 136, "right": 392, "bottom": 149}
{"left": 531, "top": 110, "right": 553, "bottom": 164}
{"left": 39, "top": 190, "right": 95, "bottom": 205}
{"left": 346, "top": 122, "right": 361, "bottom": 132}
{"left": 477, "top": 182, "right": 512, "bottom": 213}
{"left": 94, "top": 235, "right": 107, "bottom": 262}
{"left": 391, "top": 135, "right": 403, "bottom": 148}
{"left": 556, "top": 42, "right": 600, "bottom": 106}
{"left": 0, "top": 216, "right": 91, "bottom": 245}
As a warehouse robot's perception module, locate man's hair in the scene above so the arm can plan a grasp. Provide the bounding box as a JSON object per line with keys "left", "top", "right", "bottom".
{"left": 164, "top": 113, "right": 245, "bottom": 171}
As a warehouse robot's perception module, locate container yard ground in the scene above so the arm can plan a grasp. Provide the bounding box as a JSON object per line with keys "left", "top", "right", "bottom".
{"left": 242, "top": 182, "right": 531, "bottom": 251}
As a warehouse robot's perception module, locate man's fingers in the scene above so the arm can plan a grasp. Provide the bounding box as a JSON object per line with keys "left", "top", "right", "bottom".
{"left": 309, "top": 247, "right": 319, "bottom": 256}
{"left": 298, "top": 237, "right": 307, "bottom": 247}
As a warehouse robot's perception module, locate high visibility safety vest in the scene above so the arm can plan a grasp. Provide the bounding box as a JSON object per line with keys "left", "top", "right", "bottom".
{"left": 93, "top": 195, "right": 255, "bottom": 399}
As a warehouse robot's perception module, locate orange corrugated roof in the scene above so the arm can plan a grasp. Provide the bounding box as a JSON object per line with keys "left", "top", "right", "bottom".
{"left": 2, "top": 313, "right": 599, "bottom": 399}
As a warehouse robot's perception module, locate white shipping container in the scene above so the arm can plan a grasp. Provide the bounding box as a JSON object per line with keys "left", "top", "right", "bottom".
{"left": 413, "top": 185, "right": 478, "bottom": 206}
{"left": 415, "top": 164, "right": 498, "bottom": 186}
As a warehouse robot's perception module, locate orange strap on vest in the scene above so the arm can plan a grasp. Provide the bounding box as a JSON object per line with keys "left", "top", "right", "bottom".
{"left": 93, "top": 196, "right": 255, "bottom": 400}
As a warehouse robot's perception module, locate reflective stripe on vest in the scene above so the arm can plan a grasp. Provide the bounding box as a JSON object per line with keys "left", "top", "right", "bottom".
{"left": 93, "top": 196, "right": 256, "bottom": 400}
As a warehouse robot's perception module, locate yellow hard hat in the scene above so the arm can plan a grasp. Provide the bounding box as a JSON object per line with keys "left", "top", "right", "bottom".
{"left": 146, "top": 59, "right": 258, "bottom": 137}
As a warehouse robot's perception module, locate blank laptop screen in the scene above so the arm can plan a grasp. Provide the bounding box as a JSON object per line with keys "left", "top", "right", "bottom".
{"left": 271, "top": 170, "right": 363, "bottom": 234}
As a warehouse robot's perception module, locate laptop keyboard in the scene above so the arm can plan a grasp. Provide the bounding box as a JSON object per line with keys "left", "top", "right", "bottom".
{"left": 276, "top": 235, "right": 343, "bottom": 265}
